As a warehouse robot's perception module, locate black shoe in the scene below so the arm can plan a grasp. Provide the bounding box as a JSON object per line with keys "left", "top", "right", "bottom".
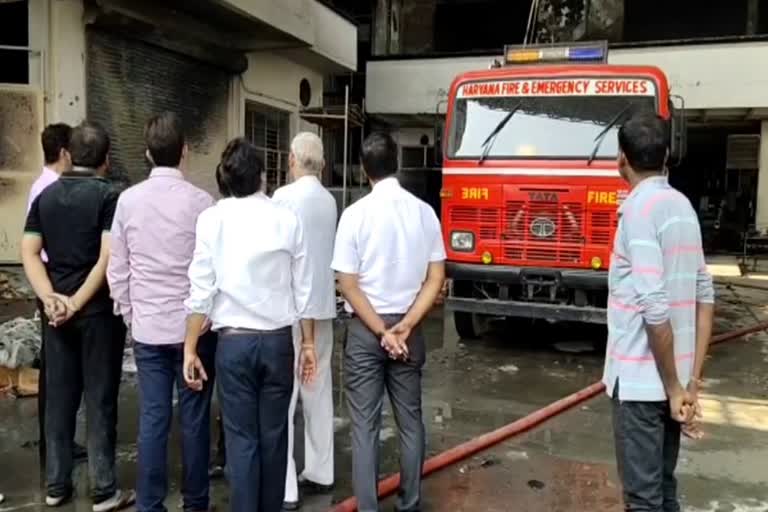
{"left": 282, "top": 501, "right": 300, "bottom": 511}
{"left": 298, "top": 479, "right": 334, "bottom": 495}
{"left": 208, "top": 464, "right": 225, "bottom": 480}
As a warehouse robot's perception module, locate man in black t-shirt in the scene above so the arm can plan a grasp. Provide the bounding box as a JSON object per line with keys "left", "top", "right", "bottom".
{"left": 21, "top": 122, "right": 135, "bottom": 511}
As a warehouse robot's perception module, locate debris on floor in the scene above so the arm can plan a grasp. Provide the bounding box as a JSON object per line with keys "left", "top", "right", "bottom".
{"left": 0, "top": 366, "right": 39, "bottom": 397}
{"left": 0, "top": 315, "right": 41, "bottom": 369}
{"left": 498, "top": 363, "right": 519, "bottom": 374}
{"left": 0, "top": 269, "right": 34, "bottom": 301}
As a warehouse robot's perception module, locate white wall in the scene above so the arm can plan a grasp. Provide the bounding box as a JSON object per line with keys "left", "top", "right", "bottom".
{"left": 47, "top": 0, "right": 87, "bottom": 125}
{"left": 610, "top": 42, "right": 768, "bottom": 110}
{"left": 218, "top": 0, "right": 314, "bottom": 45}
{"left": 367, "top": 41, "right": 768, "bottom": 114}
{"left": 310, "top": 1, "right": 357, "bottom": 71}
{"left": 237, "top": 52, "right": 324, "bottom": 138}
{"left": 757, "top": 121, "right": 768, "bottom": 231}
{"left": 367, "top": 55, "right": 492, "bottom": 114}
{"left": 27, "top": 0, "right": 87, "bottom": 125}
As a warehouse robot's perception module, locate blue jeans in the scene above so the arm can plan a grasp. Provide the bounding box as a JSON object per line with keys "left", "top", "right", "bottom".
{"left": 216, "top": 328, "right": 294, "bottom": 512}
{"left": 134, "top": 333, "right": 217, "bottom": 512}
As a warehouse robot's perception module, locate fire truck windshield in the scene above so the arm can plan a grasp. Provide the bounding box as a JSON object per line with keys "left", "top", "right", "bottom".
{"left": 448, "top": 83, "right": 657, "bottom": 160}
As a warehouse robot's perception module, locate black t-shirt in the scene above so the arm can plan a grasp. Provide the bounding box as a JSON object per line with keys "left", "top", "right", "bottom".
{"left": 25, "top": 171, "right": 118, "bottom": 316}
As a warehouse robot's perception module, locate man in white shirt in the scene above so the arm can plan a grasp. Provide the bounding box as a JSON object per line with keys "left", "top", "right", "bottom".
{"left": 273, "top": 133, "right": 337, "bottom": 511}
{"left": 332, "top": 132, "right": 446, "bottom": 512}
{"left": 182, "top": 138, "right": 317, "bottom": 512}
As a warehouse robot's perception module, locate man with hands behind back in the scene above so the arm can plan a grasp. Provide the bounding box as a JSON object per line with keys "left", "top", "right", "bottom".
{"left": 332, "top": 132, "right": 446, "bottom": 512}
{"left": 603, "top": 112, "right": 715, "bottom": 512}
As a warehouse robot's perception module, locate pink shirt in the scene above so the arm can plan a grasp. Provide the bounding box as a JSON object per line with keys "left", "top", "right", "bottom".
{"left": 26, "top": 167, "right": 60, "bottom": 262}
{"left": 107, "top": 167, "right": 215, "bottom": 345}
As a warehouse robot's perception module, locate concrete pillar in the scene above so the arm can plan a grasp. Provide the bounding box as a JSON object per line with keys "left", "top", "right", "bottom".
{"left": 227, "top": 76, "right": 244, "bottom": 139}
{"left": 389, "top": 0, "right": 401, "bottom": 54}
{"left": 756, "top": 121, "right": 768, "bottom": 233}
{"left": 372, "top": 0, "right": 390, "bottom": 56}
{"left": 747, "top": 0, "right": 759, "bottom": 35}
{"left": 48, "top": 0, "right": 87, "bottom": 125}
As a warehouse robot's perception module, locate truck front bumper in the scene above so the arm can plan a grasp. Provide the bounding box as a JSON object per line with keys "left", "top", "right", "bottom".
{"left": 445, "top": 262, "right": 608, "bottom": 324}
{"left": 447, "top": 262, "right": 608, "bottom": 289}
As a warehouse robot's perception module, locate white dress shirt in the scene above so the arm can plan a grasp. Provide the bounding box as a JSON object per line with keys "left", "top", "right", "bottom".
{"left": 273, "top": 175, "right": 338, "bottom": 320}
{"left": 331, "top": 177, "right": 446, "bottom": 314}
{"left": 184, "top": 193, "right": 311, "bottom": 331}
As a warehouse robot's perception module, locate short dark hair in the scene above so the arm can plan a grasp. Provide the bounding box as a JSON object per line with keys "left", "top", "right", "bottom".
{"left": 361, "top": 131, "right": 398, "bottom": 180}
{"left": 216, "top": 138, "right": 263, "bottom": 198}
{"left": 618, "top": 112, "right": 669, "bottom": 172}
{"left": 145, "top": 112, "right": 185, "bottom": 167}
{"left": 69, "top": 122, "right": 110, "bottom": 169}
{"left": 41, "top": 123, "right": 72, "bottom": 165}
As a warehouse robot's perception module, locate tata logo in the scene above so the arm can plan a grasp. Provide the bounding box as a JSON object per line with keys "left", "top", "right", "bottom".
{"left": 528, "top": 191, "right": 558, "bottom": 202}
{"left": 530, "top": 217, "right": 556, "bottom": 238}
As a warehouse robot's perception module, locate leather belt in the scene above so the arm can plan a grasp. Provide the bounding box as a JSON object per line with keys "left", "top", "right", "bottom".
{"left": 220, "top": 326, "right": 291, "bottom": 336}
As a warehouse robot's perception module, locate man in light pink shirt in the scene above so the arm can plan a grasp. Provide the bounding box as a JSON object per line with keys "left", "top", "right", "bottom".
{"left": 107, "top": 112, "right": 216, "bottom": 512}
{"left": 27, "top": 124, "right": 73, "bottom": 253}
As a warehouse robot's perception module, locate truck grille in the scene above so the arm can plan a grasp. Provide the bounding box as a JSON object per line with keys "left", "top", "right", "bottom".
{"left": 502, "top": 200, "right": 584, "bottom": 263}
{"left": 450, "top": 206, "right": 500, "bottom": 240}
{"left": 588, "top": 211, "right": 615, "bottom": 245}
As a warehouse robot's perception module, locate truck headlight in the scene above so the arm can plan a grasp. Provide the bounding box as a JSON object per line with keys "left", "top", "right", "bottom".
{"left": 450, "top": 231, "right": 474, "bottom": 252}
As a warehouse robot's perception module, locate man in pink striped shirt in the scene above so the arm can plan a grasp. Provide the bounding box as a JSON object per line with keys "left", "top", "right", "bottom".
{"left": 107, "top": 112, "right": 216, "bottom": 512}
{"left": 604, "top": 112, "right": 714, "bottom": 512}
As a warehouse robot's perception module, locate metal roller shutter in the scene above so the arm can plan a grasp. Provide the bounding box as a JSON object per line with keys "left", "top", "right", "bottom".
{"left": 86, "top": 28, "right": 230, "bottom": 194}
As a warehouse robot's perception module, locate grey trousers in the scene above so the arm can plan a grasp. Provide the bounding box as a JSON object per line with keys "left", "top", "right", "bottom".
{"left": 345, "top": 316, "right": 426, "bottom": 512}
{"left": 612, "top": 385, "right": 682, "bottom": 512}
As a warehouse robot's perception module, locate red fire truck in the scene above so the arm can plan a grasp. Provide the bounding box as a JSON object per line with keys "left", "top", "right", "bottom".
{"left": 438, "top": 42, "right": 686, "bottom": 338}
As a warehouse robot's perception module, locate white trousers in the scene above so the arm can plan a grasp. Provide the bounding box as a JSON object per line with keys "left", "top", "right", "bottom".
{"left": 285, "top": 319, "right": 335, "bottom": 502}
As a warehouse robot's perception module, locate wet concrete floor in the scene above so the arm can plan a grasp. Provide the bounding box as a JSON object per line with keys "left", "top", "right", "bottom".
{"left": 1, "top": 282, "right": 767, "bottom": 511}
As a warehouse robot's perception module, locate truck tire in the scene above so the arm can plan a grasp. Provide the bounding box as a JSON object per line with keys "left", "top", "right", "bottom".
{"left": 454, "top": 311, "right": 481, "bottom": 340}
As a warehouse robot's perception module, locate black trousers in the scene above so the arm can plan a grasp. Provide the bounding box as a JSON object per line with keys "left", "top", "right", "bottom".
{"left": 612, "top": 386, "right": 682, "bottom": 512}
{"left": 37, "top": 300, "right": 47, "bottom": 463}
{"left": 45, "top": 312, "right": 126, "bottom": 501}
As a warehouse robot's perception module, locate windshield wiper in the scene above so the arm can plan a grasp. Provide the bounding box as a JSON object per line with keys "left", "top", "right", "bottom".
{"left": 478, "top": 100, "right": 523, "bottom": 164}
{"left": 586, "top": 102, "right": 636, "bottom": 166}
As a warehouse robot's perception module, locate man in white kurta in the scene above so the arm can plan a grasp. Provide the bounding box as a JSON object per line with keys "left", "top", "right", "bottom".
{"left": 273, "top": 132, "right": 338, "bottom": 509}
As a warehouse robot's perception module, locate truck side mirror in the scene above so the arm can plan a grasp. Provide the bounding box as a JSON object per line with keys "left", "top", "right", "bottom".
{"left": 669, "top": 95, "right": 687, "bottom": 167}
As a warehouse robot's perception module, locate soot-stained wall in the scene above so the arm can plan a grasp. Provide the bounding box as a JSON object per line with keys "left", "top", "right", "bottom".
{"left": 85, "top": 28, "right": 229, "bottom": 194}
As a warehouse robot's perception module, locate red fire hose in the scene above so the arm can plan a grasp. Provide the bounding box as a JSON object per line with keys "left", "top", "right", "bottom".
{"left": 329, "top": 320, "right": 768, "bottom": 512}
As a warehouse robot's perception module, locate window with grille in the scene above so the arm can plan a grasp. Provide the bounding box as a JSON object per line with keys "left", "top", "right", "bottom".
{"left": 245, "top": 102, "right": 291, "bottom": 193}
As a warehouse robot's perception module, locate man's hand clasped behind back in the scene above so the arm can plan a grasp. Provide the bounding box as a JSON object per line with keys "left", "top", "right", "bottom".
{"left": 43, "top": 293, "right": 79, "bottom": 327}
{"left": 380, "top": 320, "right": 413, "bottom": 361}
{"left": 668, "top": 380, "right": 706, "bottom": 440}
{"left": 682, "top": 378, "right": 705, "bottom": 440}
